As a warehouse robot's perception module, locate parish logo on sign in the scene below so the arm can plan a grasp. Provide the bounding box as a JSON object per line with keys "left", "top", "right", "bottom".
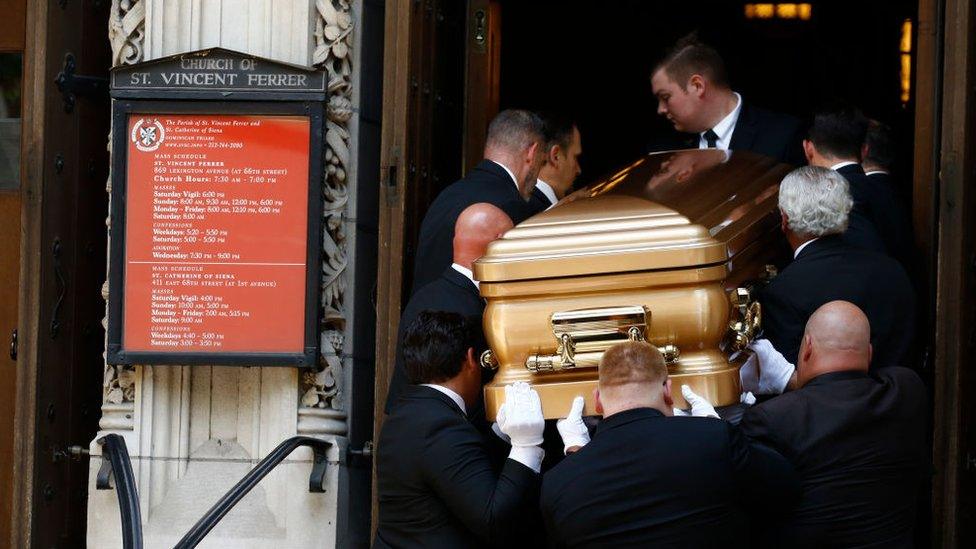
{"left": 130, "top": 118, "right": 166, "bottom": 152}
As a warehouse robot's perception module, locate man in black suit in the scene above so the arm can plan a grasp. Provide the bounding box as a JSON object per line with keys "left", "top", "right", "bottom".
{"left": 530, "top": 113, "right": 583, "bottom": 211}
{"left": 541, "top": 341, "right": 799, "bottom": 548}
{"left": 412, "top": 109, "right": 547, "bottom": 292}
{"left": 740, "top": 301, "right": 928, "bottom": 548}
{"left": 760, "top": 166, "right": 914, "bottom": 370}
{"left": 385, "top": 203, "right": 512, "bottom": 414}
{"left": 650, "top": 34, "right": 804, "bottom": 164}
{"left": 803, "top": 104, "right": 908, "bottom": 255}
{"left": 863, "top": 119, "right": 914, "bottom": 267}
{"left": 375, "top": 312, "right": 547, "bottom": 548}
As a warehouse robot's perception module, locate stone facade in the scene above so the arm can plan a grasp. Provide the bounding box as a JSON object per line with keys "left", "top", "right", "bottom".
{"left": 89, "top": 2, "right": 361, "bottom": 547}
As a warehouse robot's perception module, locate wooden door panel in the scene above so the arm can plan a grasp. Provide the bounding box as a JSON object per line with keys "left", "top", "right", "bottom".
{"left": 0, "top": 191, "right": 19, "bottom": 548}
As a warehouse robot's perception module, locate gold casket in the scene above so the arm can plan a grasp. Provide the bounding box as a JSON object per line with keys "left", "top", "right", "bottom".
{"left": 474, "top": 149, "right": 793, "bottom": 419}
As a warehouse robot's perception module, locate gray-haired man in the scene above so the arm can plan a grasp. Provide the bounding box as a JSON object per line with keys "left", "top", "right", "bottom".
{"left": 753, "top": 166, "right": 915, "bottom": 375}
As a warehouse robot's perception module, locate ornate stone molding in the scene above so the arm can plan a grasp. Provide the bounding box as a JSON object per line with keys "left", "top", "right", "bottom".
{"left": 299, "top": 0, "right": 353, "bottom": 433}
{"left": 101, "top": 0, "right": 146, "bottom": 431}
{"left": 109, "top": 0, "right": 146, "bottom": 67}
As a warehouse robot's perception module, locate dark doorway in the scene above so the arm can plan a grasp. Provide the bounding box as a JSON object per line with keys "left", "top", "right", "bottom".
{"left": 498, "top": 0, "right": 917, "bottom": 187}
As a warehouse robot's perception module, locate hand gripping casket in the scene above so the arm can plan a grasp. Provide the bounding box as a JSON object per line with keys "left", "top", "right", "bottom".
{"left": 474, "top": 149, "right": 793, "bottom": 419}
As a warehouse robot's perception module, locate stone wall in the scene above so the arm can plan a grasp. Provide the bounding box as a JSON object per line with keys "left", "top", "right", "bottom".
{"left": 88, "top": 2, "right": 360, "bottom": 547}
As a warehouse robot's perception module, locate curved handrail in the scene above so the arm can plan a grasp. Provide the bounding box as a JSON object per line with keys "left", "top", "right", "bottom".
{"left": 96, "top": 434, "right": 144, "bottom": 549}
{"left": 173, "top": 435, "right": 332, "bottom": 549}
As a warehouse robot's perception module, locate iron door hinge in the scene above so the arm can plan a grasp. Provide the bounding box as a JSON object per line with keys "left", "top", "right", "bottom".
{"left": 54, "top": 53, "right": 109, "bottom": 113}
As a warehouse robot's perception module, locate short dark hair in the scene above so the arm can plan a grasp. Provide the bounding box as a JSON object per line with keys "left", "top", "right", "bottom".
{"left": 486, "top": 109, "right": 546, "bottom": 152}
{"left": 807, "top": 102, "right": 869, "bottom": 160}
{"left": 539, "top": 112, "right": 578, "bottom": 152}
{"left": 402, "top": 311, "right": 480, "bottom": 385}
{"left": 654, "top": 32, "right": 729, "bottom": 88}
{"left": 864, "top": 119, "right": 895, "bottom": 170}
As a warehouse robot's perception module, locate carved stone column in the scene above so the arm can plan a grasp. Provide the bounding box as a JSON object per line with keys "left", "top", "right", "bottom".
{"left": 89, "top": 2, "right": 360, "bottom": 547}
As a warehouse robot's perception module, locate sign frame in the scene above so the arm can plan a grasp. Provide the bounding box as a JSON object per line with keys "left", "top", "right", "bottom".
{"left": 106, "top": 52, "right": 326, "bottom": 368}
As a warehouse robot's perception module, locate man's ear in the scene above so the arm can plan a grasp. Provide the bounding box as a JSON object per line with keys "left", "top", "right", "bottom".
{"left": 525, "top": 141, "right": 540, "bottom": 165}
{"left": 663, "top": 378, "right": 674, "bottom": 408}
{"left": 687, "top": 74, "right": 705, "bottom": 97}
{"left": 593, "top": 387, "right": 604, "bottom": 416}
{"left": 867, "top": 343, "right": 873, "bottom": 366}
{"left": 780, "top": 210, "right": 789, "bottom": 234}
{"left": 803, "top": 139, "right": 816, "bottom": 164}
{"left": 465, "top": 347, "right": 478, "bottom": 372}
{"left": 860, "top": 142, "right": 870, "bottom": 162}
{"left": 547, "top": 144, "right": 561, "bottom": 166}
{"left": 801, "top": 334, "right": 814, "bottom": 365}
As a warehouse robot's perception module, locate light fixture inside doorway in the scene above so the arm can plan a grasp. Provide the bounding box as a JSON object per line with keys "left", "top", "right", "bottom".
{"left": 900, "top": 19, "right": 913, "bottom": 105}
{"left": 744, "top": 4, "right": 813, "bottom": 20}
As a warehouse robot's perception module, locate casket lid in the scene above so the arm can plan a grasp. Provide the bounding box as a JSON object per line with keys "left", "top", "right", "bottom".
{"left": 473, "top": 149, "right": 793, "bottom": 282}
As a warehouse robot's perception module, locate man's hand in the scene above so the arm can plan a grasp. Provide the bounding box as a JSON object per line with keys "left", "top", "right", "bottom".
{"left": 556, "top": 396, "right": 590, "bottom": 454}
{"left": 496, "top": 381, "right": 545, "bottom": 447}
{"left": 679, "top": 385, "right": 719, "bottom": 418}
{"left": 739, "top": 339, "right": 795, "bottom": 395}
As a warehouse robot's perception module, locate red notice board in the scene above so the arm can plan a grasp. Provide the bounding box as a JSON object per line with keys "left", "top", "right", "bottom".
{"left": 108, "top": 104, "right": 323, "bottom": 366}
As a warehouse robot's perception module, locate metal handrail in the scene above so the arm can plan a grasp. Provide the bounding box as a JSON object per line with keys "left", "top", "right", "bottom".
{"left": 173, "top": 435, "right": 332, "bottom": 549}
{"left": 96, "top": 434, "right": 144, "bottom": 549}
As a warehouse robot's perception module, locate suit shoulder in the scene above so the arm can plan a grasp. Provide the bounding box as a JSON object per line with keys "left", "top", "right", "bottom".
{"left": 749, "top": 104, "right": 802, "bottom": 130}
{"left": 876, "top": 366, "right": 926, "bottom": 395}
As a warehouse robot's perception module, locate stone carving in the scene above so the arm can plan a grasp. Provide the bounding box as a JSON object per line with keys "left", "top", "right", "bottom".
{"left": 101, "top": 1, "right": 146, "bottom": 429}
{"left": 109, "top": 0, "right": 146, "bottom": 67}
{"left": 300, "top": 0, "right": 353, "bottom": 423}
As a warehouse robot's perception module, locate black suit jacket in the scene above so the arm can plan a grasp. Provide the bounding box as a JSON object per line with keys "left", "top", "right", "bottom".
{"left": 540, "top": 408, "right": 799, "bottom": 548}
{"left": 740, "top": 368, "right": 928, "bottom": 548}
{"left": 649, "top": 102, "right": 804, "bottom": 165}
{"left": 374, "top": 385, "right": 540, "bottom": 549}
{"left": 529, "top": 185, "right": 556, "bottom": 212}
{"left": 411, "top": 160, "right": 546, "bottom": 292}
{"left": 385, "top": 267, "right": 484, "bottom": 414}
{"left": 836, "top": 163, "right": 902, "bottom": 254}
{"left": 759, "top": 235, "right": 915, "bottom": 368}
{"left": 861, "top": 169, "right": 914, "bottom": 262}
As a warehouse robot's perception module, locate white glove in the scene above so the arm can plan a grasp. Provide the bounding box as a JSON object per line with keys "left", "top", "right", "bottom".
{"left": 740, "top": 391, "right": 756, "bottom": 406}
{"left": 490, "top": 422, "right": 511, "bottom": 444}
{"left": 496, "top": 382, "right": 545, "bottom": 447}
{"left": 739, "top": 339, "right": 795, "bottom": 395}
{"left": 681, "top": 385, "right": 719, "bottom": 418}
{"left": 556, "top": 396, "right": 590, "bottom": 454}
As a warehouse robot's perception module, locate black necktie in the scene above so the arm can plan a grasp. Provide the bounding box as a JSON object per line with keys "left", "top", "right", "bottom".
{"left": 703, "top": 129, "right": 719, "bottom": 148}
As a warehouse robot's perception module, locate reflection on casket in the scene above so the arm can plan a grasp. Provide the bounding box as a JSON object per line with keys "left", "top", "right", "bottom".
{"left": 473, "top": 149, "right": 794, "bottom": 419}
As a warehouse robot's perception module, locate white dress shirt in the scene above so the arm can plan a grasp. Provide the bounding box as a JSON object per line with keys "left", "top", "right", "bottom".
{"left": 534, "top": 179, "right": 558, "bottom": 209}
{"left": 451, "top": 262, "right": 478, "bottom": 290}
{"left": 864, "top": 169, "right": 889, "bottom": 177}
{"left": 830, "top": 161, "right": 859, "bottom": 171}
{"left": 699, "top": 92, "right": 743, "bottom": 150}
{"left": 794, "top": 237, "right": 819, "bottom": 259}
{"left": 490, "top": 160, "right": 520, "bottom": 192}
{"left": 421, "top": 383, "right": 466, "bottom": 414}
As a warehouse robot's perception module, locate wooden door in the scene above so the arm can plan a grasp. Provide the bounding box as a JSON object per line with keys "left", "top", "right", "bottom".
{"left": 0, "top": 0, "right": 26, "bottom": 544}
{"left": 11, "top": 1, "right": 111, "bottom": 546}
{"left": 373, "top": 0, "right": 497, "bottom": 531}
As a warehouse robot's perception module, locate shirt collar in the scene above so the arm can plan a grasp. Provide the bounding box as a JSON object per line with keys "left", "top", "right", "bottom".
{"left": 700, "top": 91, "right": 742, "bottom": 150}
{"left": 535, "top": 179, "right": 558, "bottom": 208}
{"left": 490, "top": 160, "right": 520, "bottom": 192}
{"left": 830, "top": 160, "right": 859, "bottom": 171}
{"left": 451, "top": 263, "right": 478, "bottom": 289}
{"left": 794, "top": 237, "right": 819, "bottom": 259}
{"left": 864, "top": 169, "right": 889, "bottom": 176}
{"left": 420, "top": 384, "right": 466, "bottom": 414}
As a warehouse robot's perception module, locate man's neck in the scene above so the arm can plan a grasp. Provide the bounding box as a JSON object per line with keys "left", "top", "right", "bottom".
{"left": 601, "top": 398, "right": 671, "bottom": 419}
{"left": 799, "top": 363, "right": 868, "bottom": 387}
{"left": 704, "top": 89, "right": 739, "bottom": 130}
{"left": 787, "top": 231, "right": 815, "bottom": 252}
{"left": 485, "top": 154, "right": 521, "bottom": 192}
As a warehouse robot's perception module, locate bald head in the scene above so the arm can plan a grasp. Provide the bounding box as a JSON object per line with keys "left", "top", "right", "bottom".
{"left": 452, "top": 203, "right": 513, "bottom": 269}
{"left": 797, "top": 300, "right": 873, "bottom": 386}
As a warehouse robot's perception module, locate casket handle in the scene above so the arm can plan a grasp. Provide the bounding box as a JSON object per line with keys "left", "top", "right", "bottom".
{"left": 523, "top": 305, "right": 678, "bottom": 372}
{"left": 727, "top": 288, "right": 762, "bottom": 352}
